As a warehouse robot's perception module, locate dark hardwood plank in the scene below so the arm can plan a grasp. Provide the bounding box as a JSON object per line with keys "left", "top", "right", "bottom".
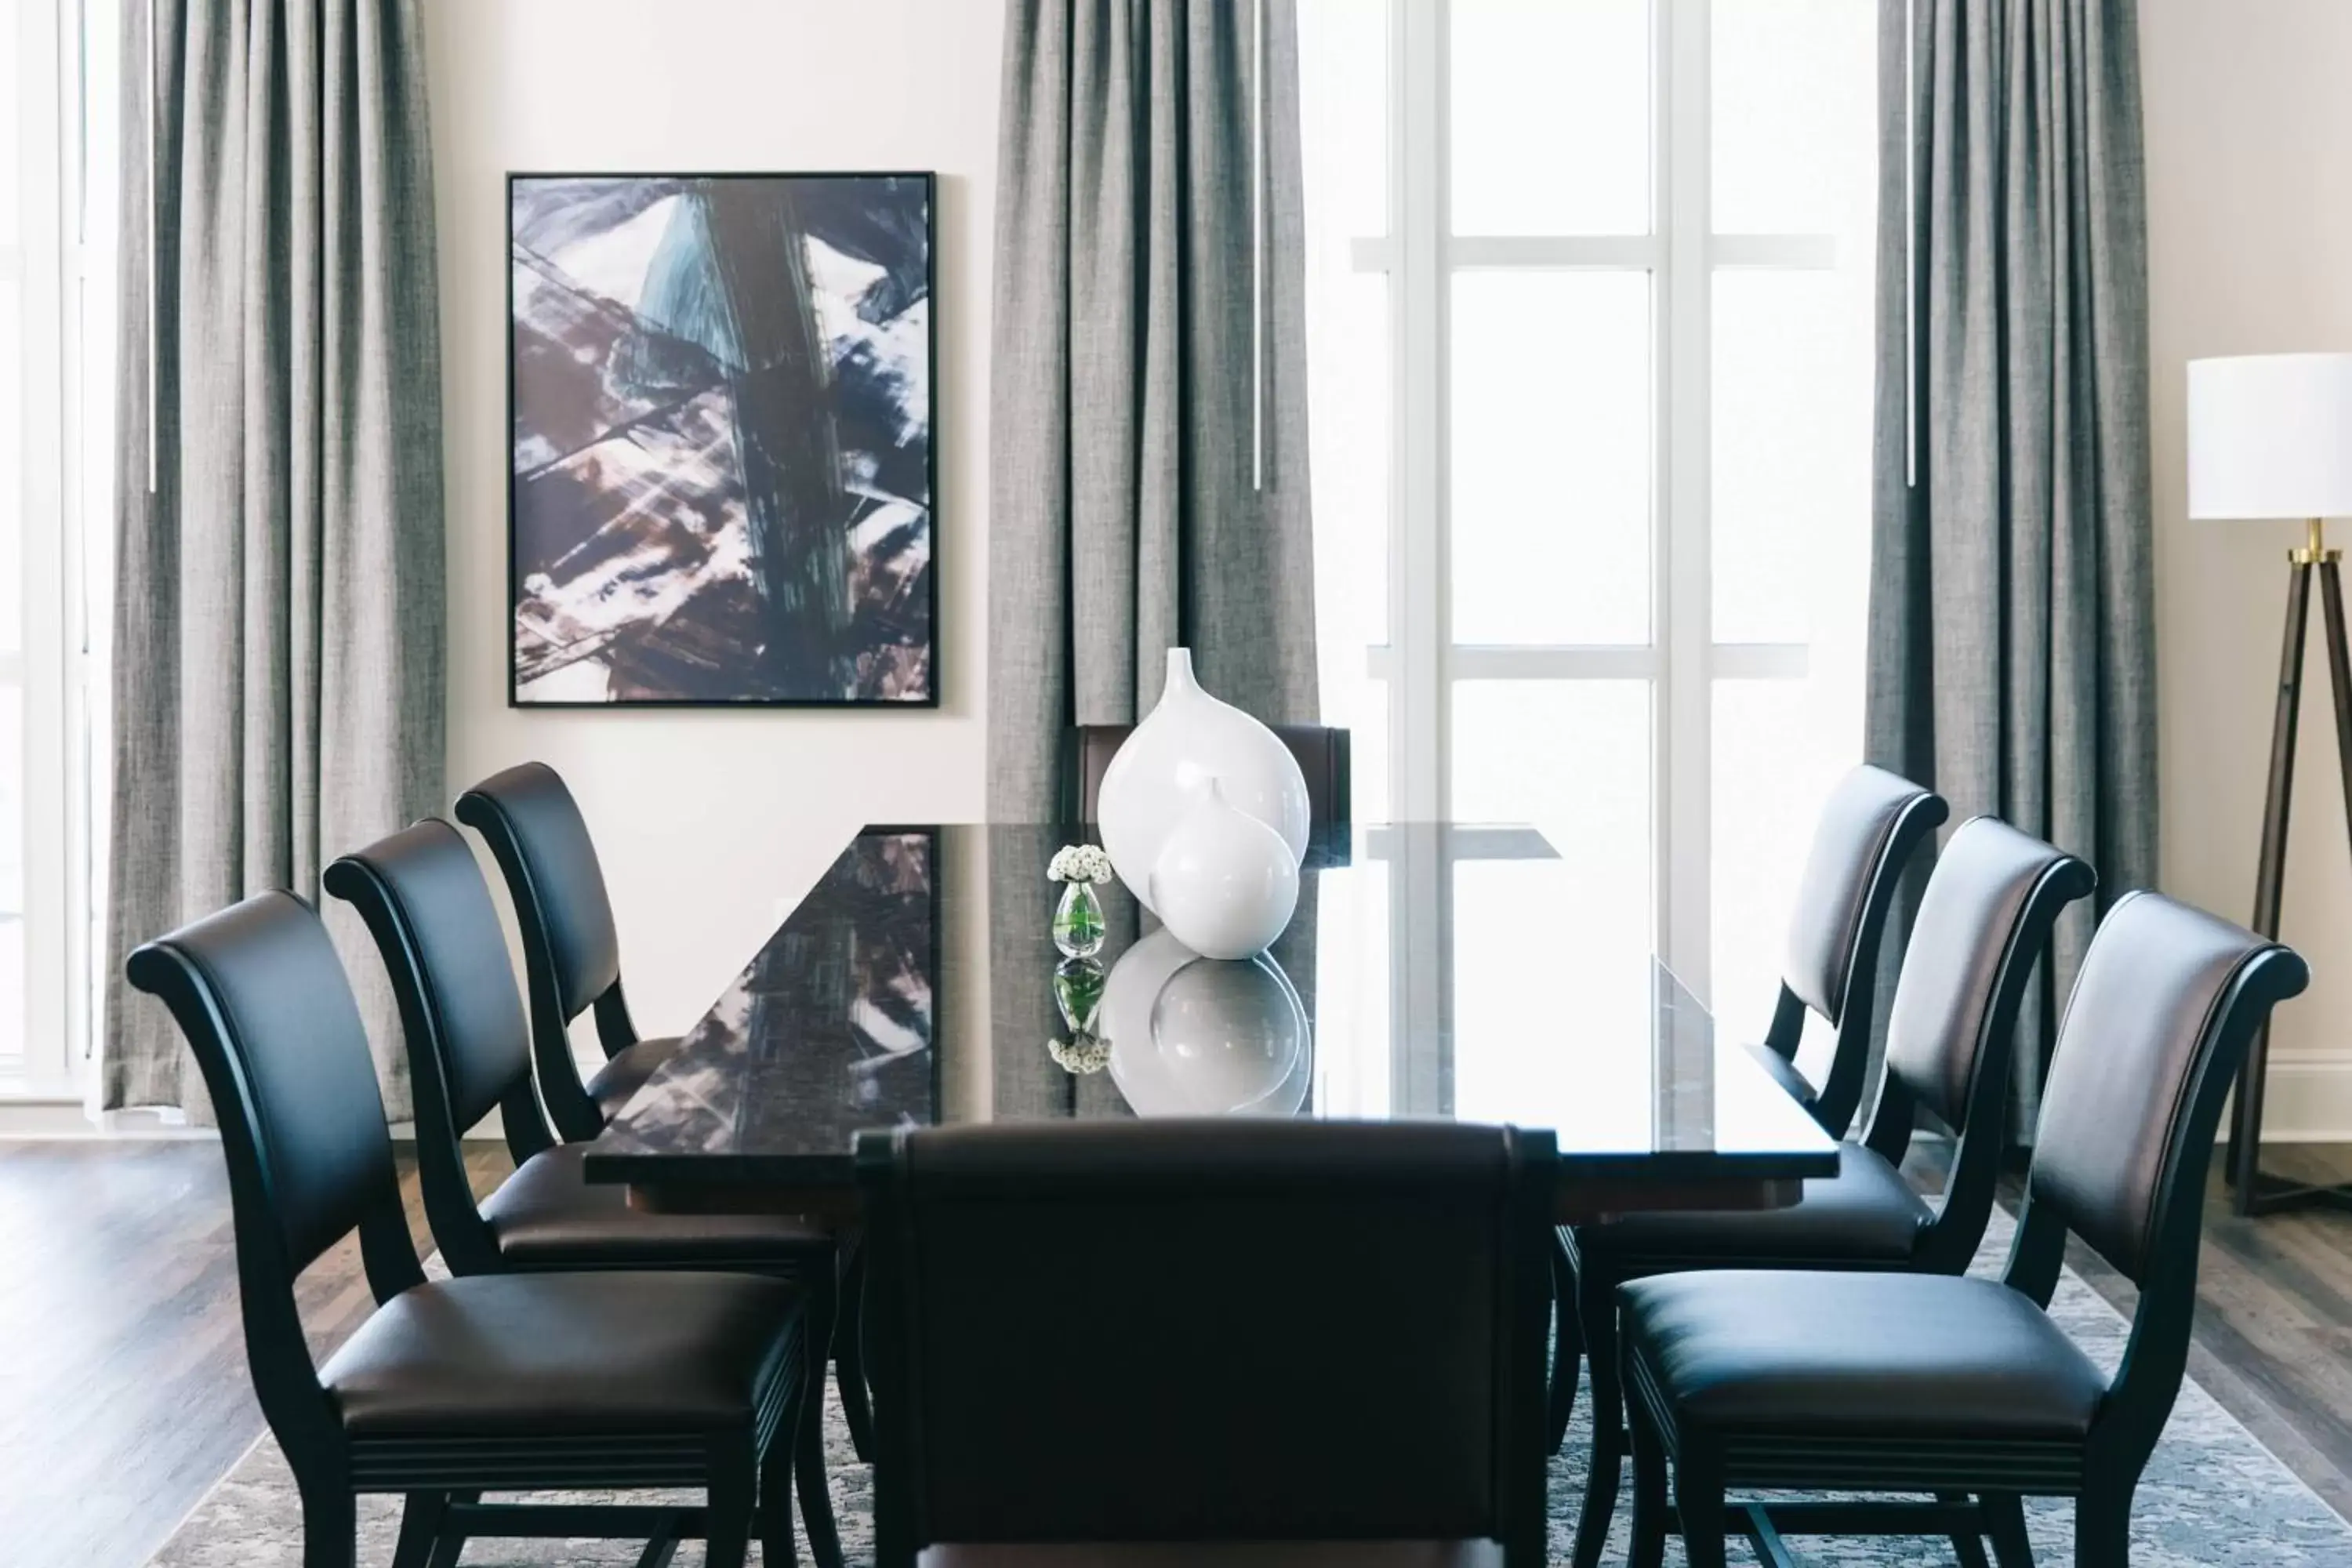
{"left": 0, "top": 1139, "right": 514, "bottom": 1566}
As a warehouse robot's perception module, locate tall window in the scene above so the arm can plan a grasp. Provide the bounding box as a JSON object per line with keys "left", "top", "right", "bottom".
{"left": 2, "top": 0, "right": 118, "bottom": 1098}
{"left": 1300, "top": 0, "right": 1878, "bottom": 1042}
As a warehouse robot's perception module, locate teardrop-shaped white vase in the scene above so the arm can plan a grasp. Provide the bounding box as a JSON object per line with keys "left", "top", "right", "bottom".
{"left": 1145, "top": 779, "right": 1301, "bottom": 960}
{"left": 1098, "top": 648, "right": 1311, "bottom": 911}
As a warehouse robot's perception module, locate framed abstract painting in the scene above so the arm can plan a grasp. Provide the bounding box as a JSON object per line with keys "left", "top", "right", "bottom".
{"left": 507, "top": 172, "right": 937, "bottom": 706}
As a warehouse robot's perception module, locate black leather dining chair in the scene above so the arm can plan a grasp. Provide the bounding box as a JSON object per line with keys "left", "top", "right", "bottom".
{"left": 1741, "top": 764, "right": 1949, "bottom": 1139}
{"left": 325, "top": 818, "right": 848, "bottom": 1568}
{"left": 1559, "top": 817, "right": 2093, "bottom": 1565}
{"left": 127, "top": 891, "right": 808, "bottom": 1568}
{"left": 454, "top": 760, "right": 675, "bottom": 1145}
{"left": 1062, "top": 723, "right": 1353, "bottom": 826}
{"left": 1616, "top": 892, "right": 2307, "bottom": 1568}
{"left": 856, "top": 1120, "right": 1558, "bottom": 1566}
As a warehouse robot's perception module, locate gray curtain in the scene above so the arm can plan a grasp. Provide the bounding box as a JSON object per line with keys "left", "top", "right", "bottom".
{"left": 102, "top": 0, "right": 445, "bottom": 1121}
{"left": 986, "top": 0, "right": 1320, "bottom": 819}
{"left": 1866, "top": 0, "right": 2158, "bottom": 1143}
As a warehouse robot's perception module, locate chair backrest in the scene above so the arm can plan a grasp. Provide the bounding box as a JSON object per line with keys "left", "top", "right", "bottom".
{"left": 125, "top": 891, "right": 424, "bottom": 1454}
{"left": 325, "top": 819, "right": 555, "bottom": 1272}
{"left": 455, "top": 760, "right": 635, "bottom": 1140}
{"left": 1875, "top": 818, "right": 2094, "bottom": 1136}
{"left": 2026, "top": 893, "right": 2306, "bottom": 1290}
{"left": 453, "top": 761, "right": 622, "bottom": 1024}
{"left": 858, "top": 1120, "right": 1555, "bottom": 1557}
{"left": 1859, "top": 817, "right": 2093, "bottom": 1265}
{"left": 1065, "top": 723, "right": 1352, "bottom": 827}
{"left": 1775, "top": 765, "right": 1948, "bottom": 1132}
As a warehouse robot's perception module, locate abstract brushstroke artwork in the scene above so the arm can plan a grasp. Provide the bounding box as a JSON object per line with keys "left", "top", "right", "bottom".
{"left": 508, "top": 172, "right": 935, "bottom": 705}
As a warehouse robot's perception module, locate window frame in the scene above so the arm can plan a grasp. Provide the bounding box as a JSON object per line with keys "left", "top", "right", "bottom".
{"left": 5, "top": 0, "right": 107, "bottom": 1102}
{"left": 1359, "top": 0, "right": 1838, "bottom": 1002}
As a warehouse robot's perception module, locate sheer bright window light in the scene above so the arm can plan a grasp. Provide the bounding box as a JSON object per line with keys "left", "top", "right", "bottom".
{"left": 2188, "top": 354, "right": 2352, "bottom": 521}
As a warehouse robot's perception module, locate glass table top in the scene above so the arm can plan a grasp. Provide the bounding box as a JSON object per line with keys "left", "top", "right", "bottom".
{"left": 586, "top": 824, "right": 1838, "bottom": 1189}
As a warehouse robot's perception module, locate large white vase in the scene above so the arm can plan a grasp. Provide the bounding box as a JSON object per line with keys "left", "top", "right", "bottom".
{"left": 1146, "top": 779, "right": 1301, "bottom": 959}
{"left": 1098, "top": 647, "right": 1311, "bottom": 911}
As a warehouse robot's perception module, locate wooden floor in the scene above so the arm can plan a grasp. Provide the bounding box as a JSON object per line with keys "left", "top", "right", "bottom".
{"left": 0, "top": 1139, "right": 516, "bottom": 1567}
{"left": 7, "top": 1138, "right": 2352, "bottom": 1564}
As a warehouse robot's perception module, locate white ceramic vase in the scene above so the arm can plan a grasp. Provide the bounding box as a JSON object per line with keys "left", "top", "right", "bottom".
{"left": 1146, "top": 779, "right": 1301, "bottom": 960}
{"left": 1102, "top": 928, "right": 1312, "bottom": 1117}
{"left": 1097, "top": 648, "right": 1311, "bottom": 912}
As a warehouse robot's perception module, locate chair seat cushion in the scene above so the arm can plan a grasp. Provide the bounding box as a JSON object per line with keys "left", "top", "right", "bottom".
{"left": 321, "top": 1271, "right": 801, "bottom": 1437}
{"left": 1622, "top": 1269, "right": 2107, "bottom": 1441}
{"left": 481, "top": 1145, "right": 832, "bottom": 1268}
{"left": 920, "top": 1545, "right": 1501, "bottom": 1567}
{"left": 586, "top": 1034, "right": 684, "bottom": 1121}
{"left": 1581, "top": 1142, "right": 1933, "bottom": 1265}
{"left": 1742, "top": 1039, "right": 1819, "bottom": 1111}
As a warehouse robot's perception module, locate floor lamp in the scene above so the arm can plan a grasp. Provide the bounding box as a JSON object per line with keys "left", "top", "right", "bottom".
{"left": 2188, "top": 351, "right": 2352, "bottom": 1218}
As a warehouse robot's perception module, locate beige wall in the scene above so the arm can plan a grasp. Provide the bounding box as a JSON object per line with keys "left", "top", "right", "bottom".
{"left": 427, "top": 0, "right": 1000, "bottom": 1038}
{"left": 2144, "top": 0, "right": 2352, "bottom": 1136}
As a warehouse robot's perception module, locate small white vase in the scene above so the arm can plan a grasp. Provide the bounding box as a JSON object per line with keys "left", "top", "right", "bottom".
{"left": 1145, "top": 779, "right": 1301, "bottom": 960}
{"left": 1098, "top": 647, "right": 1311, "bottom": 912}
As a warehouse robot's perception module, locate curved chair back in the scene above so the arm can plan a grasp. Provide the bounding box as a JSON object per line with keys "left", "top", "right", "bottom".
{"left": 454, "top": 760, "right": 637, "bottom": 1141}
{"left": 125, "top": 893, "right": 426, "bottom": 1467}
{"left": 1064, "top": 723, "right": 1352, "bottom": 827}
{"left": 326, "top": 819, "right": 558, "bottom": 1274}
{"left": 2004, "top": 892, "right": 2306, "bottom": 1460}
{"left": 1768, "top": 764, "right": 1949, "bottom": 1135}
{"left": 1858, "top": 816, "right": 2095, "bottom": 1267}
{"left": 858, "top": 1120, "right": 1556, "bottom": 1563}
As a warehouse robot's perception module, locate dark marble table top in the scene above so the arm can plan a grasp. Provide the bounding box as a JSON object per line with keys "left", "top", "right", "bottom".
{"left": 585, "top": 824, "right": 1838, "bottom": 1196}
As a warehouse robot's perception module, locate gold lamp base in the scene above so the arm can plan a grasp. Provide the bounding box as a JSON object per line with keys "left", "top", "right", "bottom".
{"left": 2290, "top": 516, "right": 2341, "bottom": 565}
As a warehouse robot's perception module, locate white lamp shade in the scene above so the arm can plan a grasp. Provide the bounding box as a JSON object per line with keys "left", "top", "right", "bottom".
{"left": 2187, "top": 353, "right": 2352, "bottom": 520}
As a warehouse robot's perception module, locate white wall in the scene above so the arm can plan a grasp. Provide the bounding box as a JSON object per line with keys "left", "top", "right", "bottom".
{"left": 2144, "top": 0, "right": 2352, "bottom": 1137}
{"left": 429, "top": 0, "right": 1000, "bottom": 1037}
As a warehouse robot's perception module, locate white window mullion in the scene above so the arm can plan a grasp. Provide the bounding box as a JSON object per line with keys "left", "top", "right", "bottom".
{"left": 1661, "top": 0, "right": 1714, "bottom": 998}
{"left": 11, "top": 0, "right": 74, "bottom": 1096}
{"left": 1390, "top": 0, "right": 1448, "bottom": 1112}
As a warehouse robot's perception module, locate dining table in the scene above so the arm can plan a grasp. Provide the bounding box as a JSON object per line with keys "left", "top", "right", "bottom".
{"left": 586, "top": 822, "right": 1840, "bottom": 1222}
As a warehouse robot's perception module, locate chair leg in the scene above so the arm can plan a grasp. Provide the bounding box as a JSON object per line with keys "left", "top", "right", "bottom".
{"left": 2075, "top": 1484, "right": 2132, "bottom": 1568}
{"left": 390, "top": 1493, "right": 448, "bottom": 1568}
{"left": 761, "top": 1407, "right": 801, "bottom": 1568}
{"left": 1985, "top": 1492, "right": 2038, "bottom": 1568}
{"left": 835, "top": 1243, "right": 875, "bottom": 1464}
{"left": 1942, "top": 1491, "right": 1993, "bottom": 1568}
{"left": 795, "top": 1356, "right": 845, "bottom": 1568}
{"left": 1546, "top": 1230, "right": 1581, "bottom": 1455}
{"left": 706, "top": 1444, "right": 757, "bottom": 1568}
{"left": 1569, "top": 1267, "right": 1623, "bottom": 1568}
{"left": 1674, "top": 1456, "right": 1730, "bottom": 1568}
{"left": 425, "top": 1490, "right": 476, "bottom": 1568}
{"left": 1625, "top": 1390, "right": 1671, "bottom": 1568}
{"left": 297, "top": 1485, "right": 358, "bottom": 1568}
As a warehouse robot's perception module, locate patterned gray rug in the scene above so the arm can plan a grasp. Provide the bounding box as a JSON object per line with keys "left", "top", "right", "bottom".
{"left": 151, "top": 1214, "right": 2352, "bottom": 1566}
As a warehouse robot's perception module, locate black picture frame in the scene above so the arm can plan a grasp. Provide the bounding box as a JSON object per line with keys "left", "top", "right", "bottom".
{"left": 506, "top": 170, "right": 941, "bottom": 710}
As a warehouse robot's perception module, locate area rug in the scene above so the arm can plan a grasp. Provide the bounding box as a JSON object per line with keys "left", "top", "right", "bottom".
{"left": 149, "top": 1214, "right": 2352, "bottom": 1566}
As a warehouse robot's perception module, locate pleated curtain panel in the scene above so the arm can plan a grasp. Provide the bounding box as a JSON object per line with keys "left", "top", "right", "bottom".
{"left": 986, "top": 0, "right": 1321, "bottom": 820}
{"left": 1866, "top": 0, "right": 2159, "bottom": 1143}
{"left": 103, "top": 0, "right": 446, "bottom": 1122}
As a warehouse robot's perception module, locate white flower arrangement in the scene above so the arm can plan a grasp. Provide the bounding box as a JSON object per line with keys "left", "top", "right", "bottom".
{"left": 1047, "top": 1034, "right": 1113, "bottom": 1074}
{"left": 1047, "top": 843, "right": 1116, "bottom": 885}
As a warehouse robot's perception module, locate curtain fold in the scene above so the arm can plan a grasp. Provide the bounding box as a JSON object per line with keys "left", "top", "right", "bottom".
{"left": 1867, "top": 0, "right": 2158, "bottom": 1144}
{"left": 986, "top": 0, "right": 1320, "bottom": 820}
{"left": 103, "top": 0, "right": 445, "bottom": 1121}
